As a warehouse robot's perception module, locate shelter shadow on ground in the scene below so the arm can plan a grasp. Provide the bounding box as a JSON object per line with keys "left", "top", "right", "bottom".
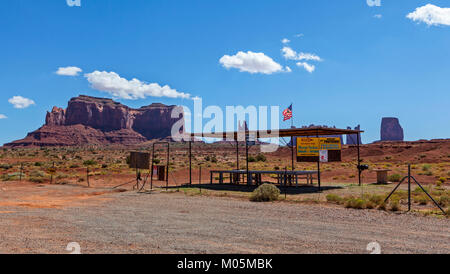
{"left": 173, "top": 183, "right": 343, "bottom": 194}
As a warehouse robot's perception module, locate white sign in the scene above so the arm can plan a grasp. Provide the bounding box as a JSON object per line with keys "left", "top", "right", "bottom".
{"left": 319, "top": 150, "right": 328, "bottom": 163}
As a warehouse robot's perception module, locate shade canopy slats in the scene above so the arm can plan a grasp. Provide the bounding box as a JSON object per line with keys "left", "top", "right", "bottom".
{"left": 186, "top": 127, "right": 363, "bottom": 141}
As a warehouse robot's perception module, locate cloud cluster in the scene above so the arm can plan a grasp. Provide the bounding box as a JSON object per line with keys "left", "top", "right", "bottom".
{"left": 219, "top": 51, "right": 287, "bottom": 74}
{"left": 0, "top": 114, "right": 7, "bottom": 119}
{"left": 8, "top": 96, "right": 35, "bottom": 109}
{"left": 296, "top": 62, "right": 315, "bottom": 73}
{"left": 281, "top": 38, "right": 290, "bottom": 44}
{"left": 281, "top": 46, "right": 322, "bottom": 73}
{"left": 84, "top": 71, "right": 191, "bottom": 100}
{"left": 281, "top": 47, "right": 322, "bottom": 62}
{"left": 366, "top": 0, "right": 381, "bottom": 7}
{"left": 407, "top": 4, "right": 450, "bottom": 26}
{"left": 56, "top": 66, "right": 82, "bottom": 76}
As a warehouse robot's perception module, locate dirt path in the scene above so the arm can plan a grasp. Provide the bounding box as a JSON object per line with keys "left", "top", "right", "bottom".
{"left": 0, "top": 186, "right": 448, "bottom": 254}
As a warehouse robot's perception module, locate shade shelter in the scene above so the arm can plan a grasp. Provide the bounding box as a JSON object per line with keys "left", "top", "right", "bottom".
{"left": 185, "top": 126, "right": 364, "bottom": 190}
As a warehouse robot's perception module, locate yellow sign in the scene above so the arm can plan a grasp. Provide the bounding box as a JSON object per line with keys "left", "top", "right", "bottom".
{"left": 319, "top": 137, "right": 341, "bottom": 151}
{"left": 297, "top": 137, "right": 341, "bottom": 157}
{"left": 297, "top": 138, "right": 320, "bottom": 157}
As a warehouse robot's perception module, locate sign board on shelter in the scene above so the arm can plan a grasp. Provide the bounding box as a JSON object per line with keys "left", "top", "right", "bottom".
{"left": 297, "top": 137, "right": 342, "bottom": 162}
{"left": 129, "top": 152, "right": 150, "bottom": 169}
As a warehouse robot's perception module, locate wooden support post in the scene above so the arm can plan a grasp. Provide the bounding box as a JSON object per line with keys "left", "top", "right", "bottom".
{"left": 246, "top": 133, "right": 249, "bottom": 185}
{"left": 166, "top": 143, "right": 170, "bottom": 191}
{"left": 189, "top": 141, "right": 192, "bottom": 185}
{"left": 291, "top": 136, "right": 295, "bottom": 171}
{"left": 357, "top": 132, "right": 361, "bottom": 186}
{"left": 236, "top": 140, "right": 239, "bottom": 170}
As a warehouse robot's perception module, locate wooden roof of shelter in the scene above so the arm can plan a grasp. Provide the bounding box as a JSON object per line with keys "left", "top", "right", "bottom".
{"left": 187, "top": 126, "right": 363, "bottom": 141}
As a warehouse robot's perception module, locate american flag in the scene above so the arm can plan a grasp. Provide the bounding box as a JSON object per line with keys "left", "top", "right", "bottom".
{"left": 282, "top": 104, "right": 293, "bottom": 121}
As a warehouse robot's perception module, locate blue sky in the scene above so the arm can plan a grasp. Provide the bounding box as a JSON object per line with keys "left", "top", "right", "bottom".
{"left": 1, "top": 0, "right": 449, "bottom": 145}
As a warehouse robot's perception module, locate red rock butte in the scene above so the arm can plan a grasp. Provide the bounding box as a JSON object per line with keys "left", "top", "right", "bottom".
{"left": 5, "top": 95, "right": 185, "bottom": 147}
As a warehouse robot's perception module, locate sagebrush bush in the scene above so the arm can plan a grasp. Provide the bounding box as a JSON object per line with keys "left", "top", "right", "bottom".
{"left": 83, "top": 160, "right": 97, "bottom": 166}
{"left": 414, "top": 195, "right": 428, "bottom": 205}
{"left": 378, "top": 202, "right": 387, "bottom": 211}
{"left": 388, "top": 174, "right": 402, "bottom": 182}
{"left": 256, "top": 154, "right": 267, "bottom": 162}
{"left": 29, "top": 170, "right": 46, "bottom": 178}
{"left": 345, "top": 198, "right": 366, "bottom": 209}
{"left": 439, "top": 196, "right": 450, "bottom": 207}
{"left": 250, "top": 184, "right": 280, "bottom": 202}
{"left": 368, "top": 194, "right": 384, "bottom": 205}
{"left": 326, "top": 194, "right": 343, "bottom": 204}
{"left": 390, "top": 201, "right": 400, "bottom": 211}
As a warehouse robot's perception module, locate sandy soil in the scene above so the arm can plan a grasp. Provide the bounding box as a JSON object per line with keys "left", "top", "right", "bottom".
{"left": 0, "top": 182, "right": 448, "bottom": 254}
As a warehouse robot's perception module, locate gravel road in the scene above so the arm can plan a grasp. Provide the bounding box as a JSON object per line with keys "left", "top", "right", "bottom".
{"left": 0, "top": 189, "right": 448, "bottom": 254}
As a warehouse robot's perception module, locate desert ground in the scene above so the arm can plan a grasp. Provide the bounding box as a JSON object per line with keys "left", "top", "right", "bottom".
{"left": 0, "top": 140, "right": 449, "bottom": 253}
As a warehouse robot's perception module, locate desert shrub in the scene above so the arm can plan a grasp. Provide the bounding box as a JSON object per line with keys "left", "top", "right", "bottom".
{"left": 422, "top": 164, "right": 431, "bottom": 172}
{"left": 34, "top": 162, "right": 43, "bottom": 167}
{"left": 56, "top": 173, "right": 69, "bottom": 180}
{"left": 153, "top": 158, "right": 161, "bottom": 164}
{"left": 345, "top": 198, "right": 366, "bottom": 209}
{"left": 29, "top": 177, "right": 44, "bottom": 183}
{"left": 438, "top": 177, "right": 446, "bottom": 183}
{"left": 378, "top": 203, "right": 387, "bottom": 211}
{"left": 326, "top": 194, "right": 343, "bottom": 204}
{"left": 204, "top": 156, "right": 210, "bottom": 162}
{"left": 274, "top": 166, "right": 280, "bottom": 171}
{"left": 255, "top": 154, "right": 267, "bottom": 162}
{"left": 211, "top": 156, "right": 218, "bottom": 163}
{"left": 388, "top": 174, "right": 402, "bottom": 182}
{"left": 102, "top": 164, "right": 108, "bottom": 169}
{"left": 29, "top": 170, "right": 46, "bottom": 178}
{"left": 248, "top": 156, "right": 256, "bottom": 163}
{"left": 365, "top": 201, "right": 376, "bottom": 209}
{"left": 2, "top": 172, "right": 25, "bottom": 181}
{"left": 390, "top": 201, "right": 400, "bottom": 211}
{"left": 83, "top": 160, "right": 97, "bottom": 166}
{"left": 250, "top": 184, "right": 280, "bottom": 202}
{"left": 423, "top": 171, "right": 433, "bottom": 176}
{"left": 368, "top": 194, "right": 384, "bottom": 205}
{"left": 69, "top": 164, "right": 79, "bottom": 168}
{"left": 414, "top": 195, "right": 428, "bottom": 205}
{"left": 438, "top": 196, "right": 450, "bottom": 207}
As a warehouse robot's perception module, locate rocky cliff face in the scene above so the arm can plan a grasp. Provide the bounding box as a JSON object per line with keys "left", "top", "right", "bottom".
{"left": 381, "top": 117, "right": 404, "bottom": 141}
{"left": 6, "top": 95, "right": 185, "bottom": 147}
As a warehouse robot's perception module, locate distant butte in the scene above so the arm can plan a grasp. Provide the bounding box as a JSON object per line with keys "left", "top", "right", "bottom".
{"left": 5, "top": 95, "right": 185, "bottom": 147}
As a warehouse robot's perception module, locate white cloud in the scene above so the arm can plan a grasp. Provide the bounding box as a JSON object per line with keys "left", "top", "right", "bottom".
{"left": 295, "top": 33, "right": 304, "bottom": 38}
{"left": 56, "top": 66, "right": 82, "bottom": 76}
{"left": 219, "top": 51, "right": 284, "bottom": 74}
{"left": 281, "top": 47, "right": 322, "bottom": 62}
{"left": 0, "top": 114, "right": 7, "bottom": 119}
{"left": 374, "top": 14, "right": 383, "bottom": 19}
{"left": 285, "top": 66, "right": 292, "bottom": 73}
{"left": 367, "top": 0, "right": 381, "bottom": 7}
{"left": 8, "top": 96, "right": 36, "bottom": 109}
{"left": 84, "top": 71, "right": 191, "bottom": 100}
{"left": 407, "top": 4, "right": 450, "bottom": 26}
{"left": 281, "top": 38, "right": 290, "bottom": 44}
{"left": 296, "top": 62, "right": 315, "bottom": 73}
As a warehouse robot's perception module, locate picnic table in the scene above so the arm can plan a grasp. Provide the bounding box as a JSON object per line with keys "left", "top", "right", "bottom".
{"left": 209, "top": 170, "right": 318, "bottom": 187}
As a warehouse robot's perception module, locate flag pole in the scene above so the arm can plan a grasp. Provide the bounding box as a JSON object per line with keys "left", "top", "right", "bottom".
{"left": 291, "top": 102, "right": 293, "bottom": 128}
